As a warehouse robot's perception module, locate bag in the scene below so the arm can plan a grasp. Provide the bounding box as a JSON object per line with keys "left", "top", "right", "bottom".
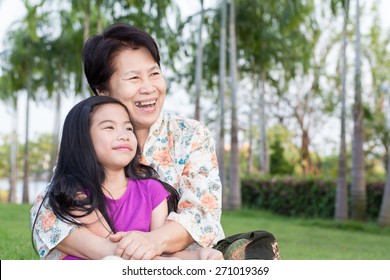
{"left": 213, "top": 230, "right": 280, "bottom": 260}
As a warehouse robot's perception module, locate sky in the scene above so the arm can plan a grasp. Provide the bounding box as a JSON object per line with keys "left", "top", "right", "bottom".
{"left": 1, "top": 0, "right": 390, "bottom": 145}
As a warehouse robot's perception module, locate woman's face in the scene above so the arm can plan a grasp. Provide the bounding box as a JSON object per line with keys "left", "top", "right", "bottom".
{"left": 104, "top": 47, "right": 166, "bottom": 132}
{"left": 90, "top": 103, "right": 137, "bottom": 171}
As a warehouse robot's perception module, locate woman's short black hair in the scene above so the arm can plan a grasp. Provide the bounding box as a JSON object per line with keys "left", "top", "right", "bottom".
{"left": 82, "top": 23, "right": 161, "bottom": 95}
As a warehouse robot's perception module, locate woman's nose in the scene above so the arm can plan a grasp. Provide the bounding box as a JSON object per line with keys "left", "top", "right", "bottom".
{"left": 138, "top": 81, "right": 155, "bottom": 94}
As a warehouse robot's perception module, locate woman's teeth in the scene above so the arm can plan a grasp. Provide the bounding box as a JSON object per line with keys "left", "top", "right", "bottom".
{"left": 135, "top": 100, "right": 156, "bottom": 108}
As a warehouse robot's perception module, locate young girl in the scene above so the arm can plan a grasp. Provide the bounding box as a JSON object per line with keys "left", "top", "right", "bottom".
{"left": 31, "top": 96, "right": 223, "bottom": 260}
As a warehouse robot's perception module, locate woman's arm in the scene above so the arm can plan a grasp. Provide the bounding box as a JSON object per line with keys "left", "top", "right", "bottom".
{"left": 56, "top": 227, "right": 117, "bottom": 259}
{"left": 71, "top": 209, "right": 112, "bottom": 238}
{"left": 30, "top": 192, "right": 78, "bottom": 259}
{"left": 166, "top": 120, "right": 225, "bottom": 247}
{"left": 162, "top": 247, "right": 224, "bottom": 260}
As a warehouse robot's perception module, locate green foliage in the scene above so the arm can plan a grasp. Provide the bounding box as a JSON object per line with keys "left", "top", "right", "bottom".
{"left": 317, "top": 154, "right": 339, "bottom": 178}
{"left": 0, "top": 139, "right": 10, "bottom": 178}
{"left": 269, "top": 137, "right": 294, "bottom": 175}
{"left": 0, "top": 133, "right": 53, "bottom": 180}
{"left": 241, "top": 176, "right": 384, "bottom": 220}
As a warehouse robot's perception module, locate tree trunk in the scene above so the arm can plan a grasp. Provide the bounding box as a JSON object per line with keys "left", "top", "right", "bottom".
{"left": 218, "top": 0, "right": 228, "bottom": 209}
{"left": 335, "top": 0, "right": 349, "bottom": 221}
{"left": 351, "top": 0, "right": 366, "bottom": 221}
{"left": 82, "top": 2, "right": 91, "bottom": 97}
{"left": 228, "top": 0, "right": 241, "bottom": 210}
{"left": 258, "top": 70, "right": 269, "bottom": 174}
{"left": 47, "top": 91, "right": 62, "bottom": 182}
{"left": 22, "top": 78, "right": 31, "bottom": 204}
{"left": 246, "top": 88, "right": 254, "bottom": 175}
{"left": 300, "top": 129, "right": 313, "bottom": 175}
{"left": 8, "top": 100, "right": 18, "bottom": 203}
{"left": 378, "top": 151, "right": 390, "bottom": 226}
{"left": 194, "top": 0, "right": 204, "bottom": 121}
{"left": 294, "top": 107, "right": 314, "bottom": 176}
{"left": 378, "top": 55, "right": 390, "bottom": 227}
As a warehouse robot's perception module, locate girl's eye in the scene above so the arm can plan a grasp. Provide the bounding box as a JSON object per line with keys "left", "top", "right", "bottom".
{"left": 128, "top": 76, "right": 139, "bottom": 80}
{"left": 126, "top": 127, "right": 133, "bottom": 131}
{"left": 151, "top": 72, "right": 160, "bottom": 76}
{"left": 104, "top": 126, "right": 114, "bottom": 130}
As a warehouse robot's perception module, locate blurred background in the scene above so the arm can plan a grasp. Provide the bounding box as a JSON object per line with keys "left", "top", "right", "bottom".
{"left": 1, "top": 0, "right": 390, "bottom": 227}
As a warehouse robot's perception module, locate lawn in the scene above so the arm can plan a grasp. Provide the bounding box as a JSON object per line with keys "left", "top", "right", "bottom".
{"left": 1, "top": 203, "right": 390, "bottom": 260}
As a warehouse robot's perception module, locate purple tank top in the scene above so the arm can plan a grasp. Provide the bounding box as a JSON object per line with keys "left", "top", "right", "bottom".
{"left": 63, "top": 178, "right": 169, "bottom": 260}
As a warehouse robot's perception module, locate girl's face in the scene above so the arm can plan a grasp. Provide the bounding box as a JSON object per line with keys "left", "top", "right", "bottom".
{"left": 90, "top": 103, "right": 137, "bottom": 171}
{"left": 103, "top": 47, "right": 166, "bottom": 132}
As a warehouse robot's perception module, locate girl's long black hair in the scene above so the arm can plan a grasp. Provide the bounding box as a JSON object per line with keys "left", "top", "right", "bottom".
{"left": 32, "top": 96, "right": 178, "bottom": 253}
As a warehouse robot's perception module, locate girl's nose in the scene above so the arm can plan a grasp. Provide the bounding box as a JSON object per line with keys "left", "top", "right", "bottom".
{"left": 118, "top": 132, "right": 130, "bottom": 141}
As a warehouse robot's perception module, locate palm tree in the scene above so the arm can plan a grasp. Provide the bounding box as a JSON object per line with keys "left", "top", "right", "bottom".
{"left": 218, "top": 0, "right": 228, "bottom": 208}
{"left": 7, "top": 0, "right": 50, "bottom": 203}
{"left": 234, "top": 0, "right": 317, "bottom": 175}
{"left": 377, "top": 56, "right": 390, "bottom": 227}
{"left": 246, "top": 84, "right": 255, "bottom": 175}
{"left": 0, "top": 51, "right": 18, "bottom": 203}
{"left": 335, "top": 0, "right": 350, "bottom": 221}
{"left": 228, "top": 0, "right": 241, "bottom": 210}
{"left": 350, "top": 0, "right": 366, "bottom": 221}
{"left": 257, "top": 72, "right": 268, "bottom": 174}
{"left": 8, "top": 10, "right": 39, "bottom": 203}
{"left": 379, "top": 135, "right": 390, "bottom": 226}
{"left": 44, "top": 7, "right": 86, "bottom": 179}
{"left": 194, "top": 0, "right": 204, "bottom": 121}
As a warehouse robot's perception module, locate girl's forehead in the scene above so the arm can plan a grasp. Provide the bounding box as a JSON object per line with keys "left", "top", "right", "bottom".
{"left": 91, "top": 103, "right": 130, "bottom": 120}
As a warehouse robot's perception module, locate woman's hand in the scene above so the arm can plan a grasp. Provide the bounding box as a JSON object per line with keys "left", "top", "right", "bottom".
{"left": 110, "top": 231, "right": 162, "bottom": 260}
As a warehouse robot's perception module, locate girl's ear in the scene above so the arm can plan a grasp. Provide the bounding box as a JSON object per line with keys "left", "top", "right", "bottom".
{"left": 97, "top": 89, "right": 109, "bottom": 96}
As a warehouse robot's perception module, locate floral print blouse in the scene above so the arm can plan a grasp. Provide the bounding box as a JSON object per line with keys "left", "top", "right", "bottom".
{"left": 30, "top": 113, "right": 225, "bottom": 259}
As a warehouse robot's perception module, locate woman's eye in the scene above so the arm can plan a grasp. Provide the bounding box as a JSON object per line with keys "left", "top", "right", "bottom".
{"left": 126, "top": 127, "right": 133, "bottom": 131}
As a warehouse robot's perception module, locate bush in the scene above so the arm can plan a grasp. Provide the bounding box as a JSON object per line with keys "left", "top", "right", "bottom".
{"left": 241, "top": 176, "right": 383, "bottom": 220}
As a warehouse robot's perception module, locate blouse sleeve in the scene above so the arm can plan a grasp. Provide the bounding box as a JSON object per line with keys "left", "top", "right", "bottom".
{"left": 30, "top": 188, "right": 77, "bottom": 259}
{"left": 166, "top": 122, "right": 225, "bottom": 247}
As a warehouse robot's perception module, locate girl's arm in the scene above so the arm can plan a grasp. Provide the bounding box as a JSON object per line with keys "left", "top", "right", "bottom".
{"left": 150, "top": 199, "right": 169, "bottom": 230}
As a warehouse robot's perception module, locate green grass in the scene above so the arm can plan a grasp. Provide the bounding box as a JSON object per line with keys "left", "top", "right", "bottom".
{"left": 1, "top": 203, "right": 390, "bottom": 260}
{"left": 0, "top": 203, "right": 39, "bottom": 260}
{"left": 221, "top": 209, "right": 390, "bottom": 259}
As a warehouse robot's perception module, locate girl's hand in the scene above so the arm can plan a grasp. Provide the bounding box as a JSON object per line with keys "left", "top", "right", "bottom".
{"left": 110, "top": 231, "right": 162, "bottom": 260}
{"left": 108, "top": 231, "right": 126, "bottom": 242}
